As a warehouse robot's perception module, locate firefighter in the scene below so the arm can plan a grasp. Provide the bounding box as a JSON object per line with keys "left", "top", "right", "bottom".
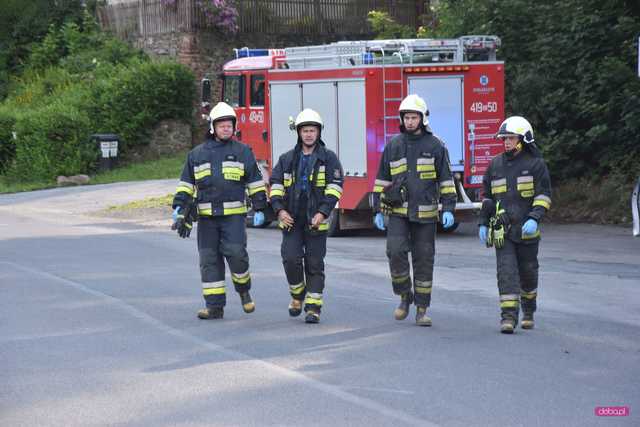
{"left": 478, "top": 116, "right": 552, "bottom": 334}
{"left": 372, "top": 94, "right": 457, "bottom": 326}
{"left": 269, "top": 108, "right": 344, "bottom": 324}
{"left": 172, "top": 102, "right": 267, "bottom": 320}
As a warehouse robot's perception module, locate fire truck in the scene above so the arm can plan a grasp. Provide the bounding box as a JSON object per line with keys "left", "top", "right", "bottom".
{"left": 206, "top": 36, "right": 505, "bottom": 235}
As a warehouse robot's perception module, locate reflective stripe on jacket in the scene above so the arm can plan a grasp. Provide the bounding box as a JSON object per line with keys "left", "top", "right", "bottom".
{"left": 172, "top": 137, "right": 267, "bottom": 216}
{"left": 372, "top": 131, "right": 456, "bottom": 223}
{"left": 479, "top": 150, "right": 552, "bottom": 242}
{"left": 269, "top": 141, "right": 344, "bottom": 225}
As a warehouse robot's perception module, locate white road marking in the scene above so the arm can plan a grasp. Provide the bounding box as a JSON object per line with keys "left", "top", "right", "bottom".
{"left": 4, "top": 260, "right": 439, "bottom": 427}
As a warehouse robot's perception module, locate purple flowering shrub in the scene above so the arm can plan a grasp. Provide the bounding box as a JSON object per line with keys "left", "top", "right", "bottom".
{"left": 161, "top": 0, "right": 238, "bottom": 33}
{"left": 197, "top": 0, "right": 239, "bottom": 33}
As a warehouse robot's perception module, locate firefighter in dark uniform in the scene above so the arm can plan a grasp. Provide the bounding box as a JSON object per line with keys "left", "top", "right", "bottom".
{"left": 269, "top": 109, "right": 344, "bottom": 324}
{"left": 478, "top": 116, "right": 552, "bottom": 334}
{"left": 172, "top": 102, "right": 267, "bottom": 320}
{"left": 372, "top": 94, "right": 457, "bottom": 326}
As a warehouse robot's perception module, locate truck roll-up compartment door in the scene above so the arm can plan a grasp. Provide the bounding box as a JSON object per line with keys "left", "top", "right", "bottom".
{"left": 302, "top": 82, "right": 338, "bottom": 155}
{"left": 408, "top": 76, "right": 464, "bottom": 172}
{"left": 270, "top": 83, "right": 301, "bottom": 164}
{"left": 337, "top": 80, "right": 366, "bottom": 176}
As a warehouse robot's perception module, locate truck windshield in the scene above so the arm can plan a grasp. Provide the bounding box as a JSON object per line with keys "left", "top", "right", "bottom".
{"left": 223, "top": 75, "right": 245, "bottom": 107}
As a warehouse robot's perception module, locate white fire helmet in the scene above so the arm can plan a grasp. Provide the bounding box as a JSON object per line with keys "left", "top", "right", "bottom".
{"left": 294, "top": 108, "right": 324, "bottom": 130}
{"left": 399, "top": 94, "right": 429, "bottom": 126}
{"left": 496, "top": 116, "right": 534, "bottom": 144}
{"left": 209, "top": 102, "right": 237, "bottom": 134}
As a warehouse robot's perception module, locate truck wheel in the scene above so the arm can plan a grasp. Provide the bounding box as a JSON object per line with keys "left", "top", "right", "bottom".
{"left": 327, "top": 210, "right": 343, "bottom": 237}
{"left": 437, "top": 222, "right": 459, "bottom": 233}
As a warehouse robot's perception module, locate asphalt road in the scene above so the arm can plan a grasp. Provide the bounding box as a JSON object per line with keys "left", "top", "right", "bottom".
{"left": 1, "top": 180, "right": 639, "bottom": 427}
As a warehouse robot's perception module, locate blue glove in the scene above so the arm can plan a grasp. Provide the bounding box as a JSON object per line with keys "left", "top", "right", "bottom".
{"left": 172, "top": 206, "right": 181, "bottom": 223}
{"left": 479, "top": 225, "right": 488, "bottom": 243}
{"left": 253, "top": 210, "right": 265, "bottom": 227}
{"left": 442, "top": 211, "right": 454, "bottom": 228}
{"left": 374, "top": 212, "right": 386, "bottom": 231}
{"left": 522, "top": 218, "right": 538, "bottom": 235}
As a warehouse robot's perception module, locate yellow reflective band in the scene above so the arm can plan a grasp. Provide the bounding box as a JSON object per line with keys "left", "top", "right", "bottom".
{"left": 500, "top": 300, "right": 519, "bottom": 308}
{"left": 533, "top": 199, "right": 551, "bottom": 210}
{"left": 415, "top": 286, "right": 432, "bottom": 294}
{"left": 195, "top": 169, "right": 211, "bottom": 180}
{"left": 203, "top": 287, "right": 226, "bottom": 295}
{"left": 520, "top": 190, "right": 534, "bottom": 197}
{"left": 289, "top": 282, "right": 306, "bottom": 295}
{"left": 373, "top": 185, "right": 384, "bottom": 193}
{"left": 270, "top": 189, "right": 285, "bottom": 197}
{"left": 248, "top": 185, "right": 266, "bottom": 196}
{"left": 420, "top": 172, "right": 437, "bottom": 180}
{"left": 521, "top": 292, "right": 537, "bottom": 300}
{"left": 440, "top": 186, "right": 456, "bottom": 194}
{"left": 175, "top": 186, "right": 195, "bottom": 196}
{"left": 522, "top": 230, "right": 540, "bottom": 240}
{"left": 391, "top": 275, "right": 410, "bottom": 284}
{"left": 224, "top": 206, "right": 247, "bottom": 215}
{"left": 315, "top": 181, "right": 326, "bottom": 187}
{"left": 325, "top": 188, "right": 342, "bottom": 199}
{"left": 198, "top": 202, "right": 212, "bottom": 216}
{"left": 313, "top": 172, "right": 326, "bottom": 181}
{"left": 417, "top": 164, "right": 436, "bottom": 172}
{"left": 390, "top": 164, "right": 407, "bottom": 175}
{"left": 304, "top": 297, "right": 323, "bottom": 306}
{"left": 491, "top": 185, "right": 507, "bottom": 194}
{"left": 517, "top": 182, "right": 534, "bottom": 191}
{"left": 316, "top": 222, "right": 329, "bottom": 231}
{"left": 232, "top": 274, "right": 251, "bottom": 284}
{"left": 418, "top": 210, "right": 438, "bottom": 218}
{"left": 392, "top": 207, "right": 408, "bottom": 215}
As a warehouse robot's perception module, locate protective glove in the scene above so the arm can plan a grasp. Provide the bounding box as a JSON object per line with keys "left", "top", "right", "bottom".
{"left": 522, "top": 218, "right": 538, "bottom": 236}
{"left": 171, "top": 206, "right": 192, "bottom": 238}
{"left": 479, "top": 225, "right": 488, "bottom": 243}
{"left": 253, "top": 210, "right": 265, "bottom": 227}
{"left": 374, "top": 212, "right": 386, "bottom": 231}
{"left": 442, "top": 211, "right": 454, "bottom": 229}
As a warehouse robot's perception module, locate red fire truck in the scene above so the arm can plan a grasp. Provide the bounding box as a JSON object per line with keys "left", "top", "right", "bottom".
{"left": 208, "top": 36, "right": 505, "bottom": 235}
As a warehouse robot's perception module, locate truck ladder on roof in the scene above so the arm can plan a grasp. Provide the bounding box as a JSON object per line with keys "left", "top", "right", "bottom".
{"left": 280, "top": 36, "right": 501, "bottom": 70}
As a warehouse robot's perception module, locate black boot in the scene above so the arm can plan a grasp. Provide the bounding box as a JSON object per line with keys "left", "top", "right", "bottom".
{"left": 240, "top": 292, "right": 255, "bottom": 313}
{"left": 288, "top": 299, "right": 302, "bottom": 317}
{"left": 305, "top": 309, "right": 320, "bottom": 324}
{"left": 394, "top": 291, "right": 414, "bottom": 320}
{"left": 521, "top": 313, "right": 534, "bottom": 329}
{"left": 197, "top": 307, "right": 224, "bottom": 319}
{"left": 415, "top": 306, "right": 432, "bottom": 326}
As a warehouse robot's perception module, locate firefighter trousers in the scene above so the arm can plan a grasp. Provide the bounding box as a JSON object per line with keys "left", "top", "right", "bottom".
{"left": 386, "top": 215, "right": 435, "bottom": 307}
{"left": 281, "top": 219, "right": 327, "bottom": 313}
{"left": 197, "top": 215, "right": 252, "bottom": 309}
{"left": 495, "top": 238, "right": 539, "bottom": 322}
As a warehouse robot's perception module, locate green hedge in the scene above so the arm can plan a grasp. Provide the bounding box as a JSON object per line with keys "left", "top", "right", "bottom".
{"left": 0, "top": 17, "right": 195, "bottom": 182}
{"left": 90, "top": 60, "right": 195, "bottom": 153}
{"left": 0, "top": 108, "right": 17, "bottom": 174}
{"left": 9, "top": 102, "right": 94, "bottom": 181}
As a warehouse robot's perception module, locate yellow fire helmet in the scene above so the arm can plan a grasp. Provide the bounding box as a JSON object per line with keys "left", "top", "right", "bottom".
{"left": 399, "top": 94, "right": 429, "bottom": 126}
{"left": 496, "top": 116, "right": 534, "bottom": 144}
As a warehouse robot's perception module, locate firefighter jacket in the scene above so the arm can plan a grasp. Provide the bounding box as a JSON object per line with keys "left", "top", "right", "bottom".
{"left": 269, "top": 141, "right": 344, "bottom": 231}
{"left": 478, "top": 149, "right": 552, "bottom": 243}
{"left": 172, "top": 137, "right": 267, "bottom": 217}
{"left": 372, "top": 131, "right": 457, "bottom": 223}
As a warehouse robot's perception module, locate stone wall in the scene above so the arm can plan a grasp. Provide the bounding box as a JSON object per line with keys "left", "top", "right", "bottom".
{"left": 125, "top": 119, "right": 192, "bottom": 162}
{"left": 134, "top": 30, "right": 342, "bottom": 145}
